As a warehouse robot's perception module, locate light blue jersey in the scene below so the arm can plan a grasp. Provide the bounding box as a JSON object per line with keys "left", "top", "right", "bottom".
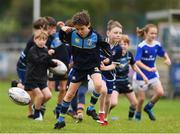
{"left": 135, "top": 40, "right": 165, "bottom": 80}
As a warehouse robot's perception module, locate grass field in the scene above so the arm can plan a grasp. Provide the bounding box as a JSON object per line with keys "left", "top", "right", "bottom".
{"left": 0, "top": 80, "right": 180, "bottom": 133}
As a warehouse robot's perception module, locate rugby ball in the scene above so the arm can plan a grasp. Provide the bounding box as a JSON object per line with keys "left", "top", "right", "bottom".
{"left": 50, "top": 59, "right": 68, "bottom": 75}
{"left": 8, "top": 87, "right": 31, "bottom": 106}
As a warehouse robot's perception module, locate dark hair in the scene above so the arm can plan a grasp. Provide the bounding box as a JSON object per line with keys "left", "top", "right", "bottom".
{"left": 107, "top": 20, "right": 122, "bottom": 31}
{"left": 33, "top": 17, "right": 48, "bottom": 30}
{"left": 136, "top": 24, "right": 157, "bottom": 38}
{"left": 72, "top": 10, "right": 90, "bottom": 26}
{"left": 65, "top": 19, "right": 74, "bottom": 27}
{"left": 44, "top": 16, "right": 57, "bottom": 27}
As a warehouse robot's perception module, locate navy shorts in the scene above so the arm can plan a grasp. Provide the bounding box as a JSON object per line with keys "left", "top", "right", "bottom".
{"left": 69, "top": 67, "right": 101, "bottom": 83}
{"left": 17, "top": 67, "right": 26, "bottom": 85}
{"left": 25, "top": 82, "right": 47, "bottom": 91}
{"left": 114, "top": 80, "right": 133, "bottom": 94}
{"left": 102, "top": 75, "right": 114, "bottom": 94}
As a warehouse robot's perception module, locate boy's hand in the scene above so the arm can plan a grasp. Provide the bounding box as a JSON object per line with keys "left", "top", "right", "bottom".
{"left": 57, "top": 21, "right": 65, "bottom": 27}
{"left": 103, "top": 58, "right": 110, "bottom": 64}
{"left": 48, "top": 49, "right": 55, "bottom": 55}
{"left": 148, "top": 67, "right": 156, "bottom": 72}
{"left": 164, "top": 58, "right": 171, "bottom": 66}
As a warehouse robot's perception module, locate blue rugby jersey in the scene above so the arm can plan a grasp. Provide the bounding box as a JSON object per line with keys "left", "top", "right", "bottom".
{"left": 46, "top": 32, "right": 70, "bottom": 67}
{"left": 17, "top": 36, "right": 35, "bottom": 69}
{"left": 60, "top": 28, "right": 112, "bottom": 70}
{"left": 135, "top": 40, "right": 165, "bottom": 80}
{"left": 113, "top": 50, "right": 135, "bottom": 82}
{"left": 100, "top": 44, "right": 122, "bottom": 81}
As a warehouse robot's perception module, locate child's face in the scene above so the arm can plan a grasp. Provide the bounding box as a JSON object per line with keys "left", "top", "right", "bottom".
{"left": 120, "top": 40, "right": 129, "bottom": 54}
{"left": 107, "top": 27, "right": 122, "bottom": 44}
{"left": 74, "top": 25, "right": 90, "bottom": 38}
{"left": 34, "top": 36, "right": 48, "bottom": 48}
{"left": 48, "top": 26, "right": 56, "bottom": 35}
{"left": 146, "top": 27, "right": 157, "bottom": 42}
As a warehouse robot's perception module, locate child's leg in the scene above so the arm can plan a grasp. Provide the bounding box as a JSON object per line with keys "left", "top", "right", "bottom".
{"left": 109, "top": 90, "right": 119, "bottom": 111}
{"left": 135, "top": 90, "right": 145, "bottom": 120}
{"left": 91, "top": 73, "right": 107, "bottom": 123}
{"left": 86, "top": 90, "right": 100, "bottom": 120}
{"left": 125, "top": 91, "right": 137, "bottom": 120}
{"left": 144, "top": 81, "right": 164, "bottom": 121}
{"left": 54, "top": 80, "right": 68, "bottom": 118}
{"left": 48, "top": 80, "right": 55, "bottom": 92}
{"left": 33, "top": 88, "right": 44, "bottom": 120}
{"left": 76, "top": 82, "right": 88, "bottom": 121}
{"left": 54, "top": 82, "right": 81, "bottom": 129}
{"left": 57, "top": 80, "right": 67, "bottom": 104}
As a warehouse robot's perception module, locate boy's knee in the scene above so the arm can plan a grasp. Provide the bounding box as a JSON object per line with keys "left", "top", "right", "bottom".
{"left": 44, "top": 92, "right": 52, "bottom": 100}
{"left": 157, "top": 90, "right": 164, "bottom": 97}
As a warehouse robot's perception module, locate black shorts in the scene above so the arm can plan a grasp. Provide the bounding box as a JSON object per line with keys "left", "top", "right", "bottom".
{"left": 114, "top": 80, "right": 133, "bottom": 94}
{"left": 24, "top": 82, "right": 47, "bottom": 91}
{"left": 69, "top": 67, "right": 101, "bottom": 83}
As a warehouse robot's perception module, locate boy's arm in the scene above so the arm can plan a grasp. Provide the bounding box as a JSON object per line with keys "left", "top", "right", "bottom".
{"left": 163, "top": 53, "right": 171, "bottom": 66}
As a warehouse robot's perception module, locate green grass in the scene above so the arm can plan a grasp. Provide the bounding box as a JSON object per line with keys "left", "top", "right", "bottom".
{"left": 0, "top": 81, "right": 180, "bottom": 133}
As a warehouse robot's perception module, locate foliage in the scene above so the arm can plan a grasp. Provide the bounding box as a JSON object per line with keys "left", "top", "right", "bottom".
{"left": 0, "top": 0, "right": 180, "bottom": 42}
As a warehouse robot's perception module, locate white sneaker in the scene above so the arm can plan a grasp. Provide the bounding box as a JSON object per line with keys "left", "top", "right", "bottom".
{"left": 34, "top": 113, "right": 43, "bottom": 121}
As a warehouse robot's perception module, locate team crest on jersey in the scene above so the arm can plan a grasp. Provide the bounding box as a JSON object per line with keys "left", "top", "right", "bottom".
{"left": 94, "top": 67, "right": 100, "bottom": 72}
{"left": 72, "top": 76, "right": 76, "bottom": 80}
{"left": 112, "top": 50, "right": 116, "bottom": 56}
{"left": 75, "top": 38, "right": 80, "bottom": 43}
{"left": 87, "top": 39, "right": 92, "bottom": 46}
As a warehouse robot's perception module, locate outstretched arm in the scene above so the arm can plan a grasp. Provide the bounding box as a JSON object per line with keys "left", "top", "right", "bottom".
{"left": 132, "top": 63, "right": 148, "bottom": 84}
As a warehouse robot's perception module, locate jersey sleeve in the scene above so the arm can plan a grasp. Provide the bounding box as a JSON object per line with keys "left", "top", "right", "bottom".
{"left": 59, "top": 29, "right": 72, "bottom": 44}
{"left": 157, "top": 44, "right": 165, "bottom": 57}
{"left": 129, "top": 51, "right": 136, "bottom": 65}
{"left": 135, "top": 46, "right": 143, "bottom": 61}
{"left": 97, "top": 33, "right": 112, "bottom": 58}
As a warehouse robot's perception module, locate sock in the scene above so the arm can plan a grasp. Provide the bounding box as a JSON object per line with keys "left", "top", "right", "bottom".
{"left": 58, "top": 114, "right": 65, "bottom": 122}
{"left": 56, "top": 103, "right": 62, "bottom": 112}
{"left": 90, "top": 91, "right": 100, "bottom": 105}
{"left": 147, "top": 102, "right": 154, "bottom": 110}
{"left": 61, "top": 100, "right": 70, "bottom": 115}
{"left": 128, "top": 105, "right": 136, "bottom": 119}
{"left": 58, "top": 101, "right": 70, "bottom": 122}
{"left": 88, "top": 105, "right": 94, "bottom": 111}
{"left": 34, "top": 109, "right": 41, "bottom": 118}
{"left": 135, "top": 112, "right": 141, "bottom": 120}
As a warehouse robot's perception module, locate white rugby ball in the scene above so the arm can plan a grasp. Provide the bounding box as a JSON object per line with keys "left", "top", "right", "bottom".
{"left": 8, "top": 87, "right": 31, "bottom": 106}
{"left": 50, "top": 59, "right": 67, "bottom": 75}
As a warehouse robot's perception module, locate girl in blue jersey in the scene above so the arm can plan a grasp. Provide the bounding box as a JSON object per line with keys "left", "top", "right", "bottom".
{"left": 54, "top": 10, "right": 111, "bottom": 129}
{"left": 134, "top": 24, "right": 171, "bottom": 121}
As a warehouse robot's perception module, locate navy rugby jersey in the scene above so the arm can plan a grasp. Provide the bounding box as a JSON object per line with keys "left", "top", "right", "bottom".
{"left": 60, "top": 28, "right": 112, "bottom": 70}
{"left": 101, "top": 44, "right": 122, "bottom": 81}
{"left": 46, "top": 32, "right": 70, "bottom": 67}
{"left": 113, "top": 51, "right": 135, "bottom": 81}
{"left": 17, "top": 36, "right": 35, "bottom": 69}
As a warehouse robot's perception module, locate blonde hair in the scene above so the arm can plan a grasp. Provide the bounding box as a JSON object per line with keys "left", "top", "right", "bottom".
{"left": 107, "top": 20, "right": 122, "bottom": 31}
{"left": 121, "top": 34, "right": 130, "bottom": 45}
{"left": 136, "top": 24, "right": 157, "bottom": 38}
{"left": 34, "top": 29, "right": 48, "bottom": 40}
